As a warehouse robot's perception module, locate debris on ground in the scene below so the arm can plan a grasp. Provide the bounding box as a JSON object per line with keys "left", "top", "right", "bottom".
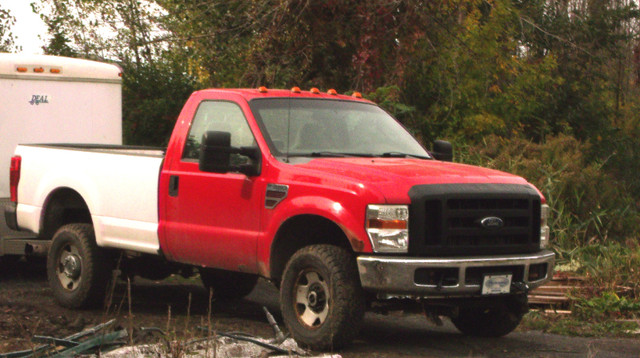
{"left": 0, "top": 319, "right": 126, "bottom": 358}
{"left": 0, "top": 307, "right": 341, "bottom": 357}
{"left": 100, "top": 336, "right": 341, "bottom": 358}
{"left": 528, "top": 272, "right": 586, "bottom": 307}
{"left": 617, "top": 320, "right": 640, "bottom": 335}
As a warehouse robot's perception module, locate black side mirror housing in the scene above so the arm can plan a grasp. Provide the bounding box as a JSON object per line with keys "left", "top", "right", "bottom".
{"left": 199, "top": 131, "right": 261, "bottom": 176}
{"left": 200, "top": 131, "right": 232, "bottom": 173}
{"left": 432, "top": 140, "right": 453, "bottom": 162}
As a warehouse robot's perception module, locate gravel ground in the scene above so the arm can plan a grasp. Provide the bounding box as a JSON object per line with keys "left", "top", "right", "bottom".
{"left": 1, "top": 257, "right": 640, "bottom": 357}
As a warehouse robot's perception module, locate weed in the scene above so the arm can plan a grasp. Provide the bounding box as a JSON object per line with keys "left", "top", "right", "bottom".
{"left": 570, "top": 243, "right": 640, "bottom": 297}
{"left": 573, "top": 292, "right": 640, "bottom": 320}
{"left": 521, "top": 310, "right": 639, "bottom": 337}
{"left": 549, "top": 318, "right": 637, "bottom": 337}
{"left": 127, "top": 278, "right": 134, "bottom": 345}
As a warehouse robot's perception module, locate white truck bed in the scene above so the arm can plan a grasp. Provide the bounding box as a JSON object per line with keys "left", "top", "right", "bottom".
{"left": 15, "top": 144, "right": 164, "bottom": 254}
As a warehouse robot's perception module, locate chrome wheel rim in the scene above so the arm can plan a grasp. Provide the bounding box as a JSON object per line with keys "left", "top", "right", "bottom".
{"left": 56, "top": 243, "right": 82, "bottom": 291}
{"left": 294, "top": 270, "right": 330, "bottom": 328}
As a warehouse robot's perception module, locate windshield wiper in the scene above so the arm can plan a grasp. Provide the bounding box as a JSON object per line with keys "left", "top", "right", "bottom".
{"left": 309, "top": 152, "right": 374, "bottom": 158}
{"left": 380, "top": 152, "right": 430, "bottom": 159}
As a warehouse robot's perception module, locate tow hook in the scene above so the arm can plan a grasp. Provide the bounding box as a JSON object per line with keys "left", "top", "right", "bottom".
{"left": 511, "top": 281, "right": 529, "bottom": 294}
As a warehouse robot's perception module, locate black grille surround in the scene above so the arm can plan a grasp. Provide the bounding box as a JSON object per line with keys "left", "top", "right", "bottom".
{"left": 408, "top": 184, "right": 541, "bottom": 257}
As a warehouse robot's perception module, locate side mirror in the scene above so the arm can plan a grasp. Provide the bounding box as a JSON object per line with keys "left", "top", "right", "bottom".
{"left": 199, "top": 131, "right": 261, "bottom": 176}
{"left": 199, "top": 131, "right": 232, "bottom": 173}
{"left": 432, "top": 140, "right": 453, "bottom": 162}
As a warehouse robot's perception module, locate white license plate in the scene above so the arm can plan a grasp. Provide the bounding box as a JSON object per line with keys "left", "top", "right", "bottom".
{"left": 481, "top": 274, "right": 512, "bottom": 295}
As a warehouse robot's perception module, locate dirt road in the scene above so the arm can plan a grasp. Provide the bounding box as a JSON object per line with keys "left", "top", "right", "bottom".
{"left": 1, "top": 258, "right": 639, "bottom": 357}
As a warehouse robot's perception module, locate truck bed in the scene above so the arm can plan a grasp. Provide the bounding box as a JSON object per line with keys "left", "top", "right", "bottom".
{"left": 28, "top": 143, "right": 165, "bottom": 156}
{"left": 14, "top": 144, "right": 165, "bottom": 254}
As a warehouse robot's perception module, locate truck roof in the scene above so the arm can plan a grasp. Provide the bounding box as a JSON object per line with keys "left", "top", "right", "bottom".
{"left": 0, "top": 53, "right": 121, "bottom": 83}
{"left": 194, "top": 88, "right": 373, "bottom": 103}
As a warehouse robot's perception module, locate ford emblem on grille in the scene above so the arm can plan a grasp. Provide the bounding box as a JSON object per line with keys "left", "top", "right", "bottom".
{"left": 480, "top": 216, "right": 504, "bottom": 230}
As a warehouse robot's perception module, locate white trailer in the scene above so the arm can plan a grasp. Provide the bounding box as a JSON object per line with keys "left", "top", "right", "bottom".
{"left": 0, "top": 53, "right": 122, "bottom": 257}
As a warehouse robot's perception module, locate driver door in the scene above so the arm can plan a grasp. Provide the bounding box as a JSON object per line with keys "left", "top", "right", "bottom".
{"left": 161, "top": 100, "right": 262, "bottom": 273}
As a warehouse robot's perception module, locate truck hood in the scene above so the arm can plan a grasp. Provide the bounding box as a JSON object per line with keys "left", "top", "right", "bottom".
{"left": 295, "top": 158, "right": 534, "bottom": 203}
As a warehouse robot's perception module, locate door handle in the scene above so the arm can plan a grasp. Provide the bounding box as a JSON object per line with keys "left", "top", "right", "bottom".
{"left": 169, "top": 175, "right": 179, "bottom": 197}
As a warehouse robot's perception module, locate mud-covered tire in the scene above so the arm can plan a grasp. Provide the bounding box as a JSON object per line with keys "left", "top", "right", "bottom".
{"left": 200, "top": 268, "right": 258, "bottom": 300}
{"left": 451, "top": 296, "right": 526, "bottom": 337}
{"left": 47, "top": 224, "right": 112, "bottom": 308}
{"left": 280, "top": 245, "right": 365, "bottom": 351}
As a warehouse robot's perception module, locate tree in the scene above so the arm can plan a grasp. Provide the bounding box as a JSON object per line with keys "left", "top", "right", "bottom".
{"left": 42, "top": 13, "right": 78, "bottom": 56}
{"left": 30, "top": 0, "right": 640, "bottom": 243}
{"left": 36, "top": 0, "right": 198, "bottom": 146}
{"left": 0, "top": 6, "right": 19, "bottom": 52}
{"left": 156, "top": 0, "right": 438, "bottom": 92}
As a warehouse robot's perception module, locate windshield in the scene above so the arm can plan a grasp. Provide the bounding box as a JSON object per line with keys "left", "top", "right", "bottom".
{"left": 250, "top": 98, "right": 430, "bottom": 159}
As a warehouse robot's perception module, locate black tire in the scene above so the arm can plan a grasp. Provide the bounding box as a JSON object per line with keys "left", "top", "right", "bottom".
{"left": 280, "top": 245, "right": 365, "bottom": 351}
{"left": 451, "top": 296, "right": 526, "bottom": 337}
{"left": 47, "top": 224, "right": 112, "bottom": 308}
{"left": 199, "top": 268, "right": 258, "bottom": 300}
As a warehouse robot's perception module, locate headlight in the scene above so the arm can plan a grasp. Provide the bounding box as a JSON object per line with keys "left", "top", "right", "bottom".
{"left": 366, "top": 205, "right": 409, "bottom": 253}
{"left": 540, "top": 204, "right": 550, "bottom": 249}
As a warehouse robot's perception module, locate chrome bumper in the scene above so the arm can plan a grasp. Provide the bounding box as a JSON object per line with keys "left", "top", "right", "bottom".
{"left": 357, "top": 250, "right": 555, "bottom": 297}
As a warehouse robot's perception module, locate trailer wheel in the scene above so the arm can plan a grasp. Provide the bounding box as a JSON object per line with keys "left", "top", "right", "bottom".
{"left": 280, "top": 245, "right": 365, "bottom": 350}
{"left": 47, "top": 224, "right": 111, "bottom": 308}
{"left": 451, "top": 296, "right": 526, "bottom": 337}
{"left": 199, "top": 268, "right": 258, "bottom": 299}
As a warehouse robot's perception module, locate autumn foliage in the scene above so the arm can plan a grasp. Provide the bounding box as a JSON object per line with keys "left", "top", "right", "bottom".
{"left": 2, "top": 1, "right": 640, "bottom": 278}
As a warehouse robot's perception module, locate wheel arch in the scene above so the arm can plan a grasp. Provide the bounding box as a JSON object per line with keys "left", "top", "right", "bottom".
{"left": 40, "top": 187, "right": 92, "bottom": 241}
{"left": 269, "top": 214, "right": 353, "bottom": 283}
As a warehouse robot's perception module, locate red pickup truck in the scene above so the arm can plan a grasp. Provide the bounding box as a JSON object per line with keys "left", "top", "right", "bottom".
{"left": 6, "top": 87, "right": 554, "bottom": 350}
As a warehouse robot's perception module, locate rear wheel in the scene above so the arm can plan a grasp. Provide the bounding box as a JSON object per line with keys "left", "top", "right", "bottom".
{"left": 47, "top": 224, "right": 112, "bottom": 308}
{"left": 199, "top": 268, "right": 258, "bottom": 300}
{"left": 280, "top": 244, "right": 365, "bottom": 350}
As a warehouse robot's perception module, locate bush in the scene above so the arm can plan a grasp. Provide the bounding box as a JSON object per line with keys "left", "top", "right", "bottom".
{"left": 458, "top": 134, "right": 640, "bottom": 254}
{"left": 122, "top": 57, "right": 198, "bottom": 147}
{"left": 572, "top": 243, "right": 640, "bottom": 298}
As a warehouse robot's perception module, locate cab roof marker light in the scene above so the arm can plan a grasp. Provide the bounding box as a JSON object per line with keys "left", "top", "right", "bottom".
{"left": 327, "top": 89, "right": 337, "bottom": 95}
{"left": 16, "top": 67, "right": 27, "bottom": 73}
{"left": 50, "top": 68, "right": 61, "bottom": 74}
{"left": 310, "top": 87, "right": 320, "bottom": 94}
{"left": 34, "top": 67, "right": 44, "bottom": 73}
{"left": 291, "top": 86, "right": 301, "bottom": 93}
{"left": 352, "top": 91, "right": 363, "bottom": 99}
{"left": 258, "top": 86, "right": 268, "bottom": 93}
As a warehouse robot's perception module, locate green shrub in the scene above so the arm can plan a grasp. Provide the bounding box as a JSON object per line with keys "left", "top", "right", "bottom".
{"left": 573, "top": 291, "right": 640, "bottom": 319}
{"left": 458, "top": 134, "right": 640, "bottom": 254}
{"left": 571, "top": 243, "right": 640, "bottom": 297}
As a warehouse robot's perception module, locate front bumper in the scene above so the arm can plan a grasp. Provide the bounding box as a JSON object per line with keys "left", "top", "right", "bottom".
{"left": 357, "top": 250, "right": 555, "bottom": 297}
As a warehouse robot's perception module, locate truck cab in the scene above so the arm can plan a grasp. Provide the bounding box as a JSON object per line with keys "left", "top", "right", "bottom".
{"left": 158, "top": 88, "right": 554, "bottom": 348}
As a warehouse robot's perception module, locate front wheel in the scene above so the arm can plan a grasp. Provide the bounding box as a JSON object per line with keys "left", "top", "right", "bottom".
{"left": 280, "top": 245, "right": 365, "bottom": 351}
{"left": 47, "top": 224, "right": 112, "bottom": 308}
{"left": 451, "top": 295, "right": 527, "bottom": 337}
